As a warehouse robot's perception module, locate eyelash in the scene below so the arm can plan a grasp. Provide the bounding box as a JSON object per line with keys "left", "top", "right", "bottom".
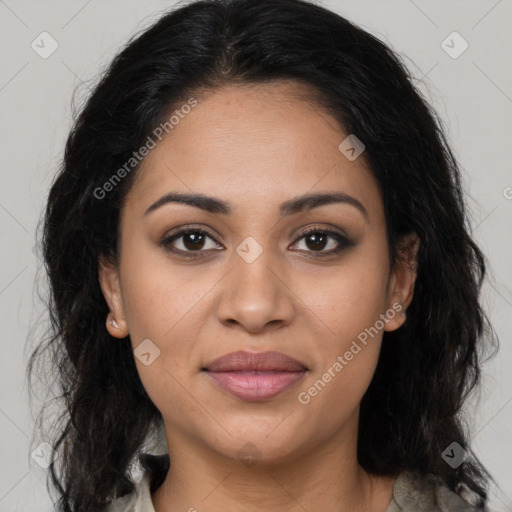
{"left": 159, "top": 224, "right": 354, "bottom": 258}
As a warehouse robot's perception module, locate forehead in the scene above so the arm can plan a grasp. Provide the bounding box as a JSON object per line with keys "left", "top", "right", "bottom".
{"left": 123, "top": 81, "right": 383, "bottom": 221}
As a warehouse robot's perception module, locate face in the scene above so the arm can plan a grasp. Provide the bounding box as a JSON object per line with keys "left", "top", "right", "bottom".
{"left": 99, "top": 81, "right": 417, "bottom": 466}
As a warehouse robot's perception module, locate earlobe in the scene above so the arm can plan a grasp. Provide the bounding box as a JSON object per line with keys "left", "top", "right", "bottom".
{"left": 98, "top": 254, "right": 129, "bottom": 338}
{"left": 383, "top": 295, "right": 407, "bottom": 332}
{"left": 384, "top": 232, "right": 420, "bottom": 332}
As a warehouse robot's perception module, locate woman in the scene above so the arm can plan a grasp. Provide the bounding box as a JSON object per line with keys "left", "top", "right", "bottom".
{"left": 28, "top": 0, "right": 496, "bottom": 510}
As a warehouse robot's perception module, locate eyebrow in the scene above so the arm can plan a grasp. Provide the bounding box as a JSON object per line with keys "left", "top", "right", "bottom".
{"left": 144, "top": 191, "right": 368, "bottom": 219}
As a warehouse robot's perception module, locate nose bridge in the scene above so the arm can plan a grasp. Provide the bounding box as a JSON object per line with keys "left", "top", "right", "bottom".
{"left": 215, "top": 236, "right": 294, "bottom": 331}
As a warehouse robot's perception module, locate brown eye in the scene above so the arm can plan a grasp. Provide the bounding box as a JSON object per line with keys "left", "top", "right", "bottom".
{"left": 290, "top": 227, "right": 353, "bottom": 256}
{"left": 161, "top": 228, "right": 223, "bottom": 255}
{"left": 181, "top": 231, "right": 206, "bottom": 250}
{"left": 303, "top": 232, "right": 329, "bottom": 251}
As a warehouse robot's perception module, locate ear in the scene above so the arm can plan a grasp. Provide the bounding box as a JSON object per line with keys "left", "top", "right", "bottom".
{"left": 384, "top": 232, "right": 420, "bottom": 332}
{"left": 98, "top": 254, "right": 129, "bottom": 338}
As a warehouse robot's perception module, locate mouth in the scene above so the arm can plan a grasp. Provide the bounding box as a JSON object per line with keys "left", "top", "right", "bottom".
{"left": 202, "top": 350, "right": 308, "bottom": 402}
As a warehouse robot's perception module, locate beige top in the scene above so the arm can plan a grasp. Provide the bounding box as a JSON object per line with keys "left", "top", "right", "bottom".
{"left": 107, "top": 469, "right": 479, "bottom": 511}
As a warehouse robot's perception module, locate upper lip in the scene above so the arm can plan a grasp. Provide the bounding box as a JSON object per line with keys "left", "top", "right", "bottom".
{"left": 203, "top": 350, "right": 308, "bottom": 372}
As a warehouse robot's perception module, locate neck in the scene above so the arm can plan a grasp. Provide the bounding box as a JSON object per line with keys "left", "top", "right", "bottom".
{"left": 151, "top": 418, "right": 396, "bottom": 512}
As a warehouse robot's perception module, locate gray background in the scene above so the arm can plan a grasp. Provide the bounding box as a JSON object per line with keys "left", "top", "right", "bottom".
{"left": 0, "top": 0, "right": 511, "bottom": 510}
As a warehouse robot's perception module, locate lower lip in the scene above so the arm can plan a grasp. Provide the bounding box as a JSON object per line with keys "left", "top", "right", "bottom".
{"left": 204, "top": 370, "right": 307, "bottom": 401}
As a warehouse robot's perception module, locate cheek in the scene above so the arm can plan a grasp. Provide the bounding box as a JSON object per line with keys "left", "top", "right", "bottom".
{"left": 119, "top": 256, "right": 207, "bottom": 414}
{"left": 293, "top": 246, "right": 389, "bottom": 410}
{"left": 295, "top": 342, "right": 381, "bottom": 437}
{"left": 299, "top": 245, "right": 390, "bottom": 343}
{"left": 119, "top": 238, "right": 211, "bottom": 341}
{"left": 118, "top": 241, "right": 222, "bottom": 392}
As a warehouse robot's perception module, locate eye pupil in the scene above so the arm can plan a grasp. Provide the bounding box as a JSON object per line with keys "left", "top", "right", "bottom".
{"left": 183, "top": 232, "right": 205, "bottom": 250}
{"left": 305, "top": 233, "right": 327, "bottom": 251}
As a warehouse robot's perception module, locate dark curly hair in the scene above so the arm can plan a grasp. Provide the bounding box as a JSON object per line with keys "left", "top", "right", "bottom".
{"left": 27, "top": 0, "right": 497, "bottom": 510}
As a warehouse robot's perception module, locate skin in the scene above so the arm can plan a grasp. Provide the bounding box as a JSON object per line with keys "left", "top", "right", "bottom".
{"left": 99, "top": 80, "right": 419, "bottom": 512}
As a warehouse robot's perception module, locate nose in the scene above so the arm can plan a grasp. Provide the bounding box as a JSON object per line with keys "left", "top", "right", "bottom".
{"left": 215, "top": 248, "right": 295, "bottom": 334}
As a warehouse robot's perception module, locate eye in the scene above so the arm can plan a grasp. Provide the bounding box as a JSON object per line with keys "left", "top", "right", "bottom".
{"left": 160, "top": 226, "right": 223, "bottom": 256}
{"left": 160, "top": 224, "right": 353, "bottom": 258}
{"left": 290, "top": 226, "right": 353, "bottom": 255}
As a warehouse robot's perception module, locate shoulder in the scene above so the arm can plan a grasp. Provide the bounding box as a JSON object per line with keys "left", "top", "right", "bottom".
{"left": 386, "top": 470, "right": 481, "bottom": 512}
{"left": 106, "top": 472, "right": 156, "bottom": 512}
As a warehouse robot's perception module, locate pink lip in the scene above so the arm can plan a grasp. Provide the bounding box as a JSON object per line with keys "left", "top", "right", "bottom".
{"left": 206, "top": 371, "right": 307, "bottom": 401}
{"left": 203, "top": 350, "right": 308, "bottom": 402}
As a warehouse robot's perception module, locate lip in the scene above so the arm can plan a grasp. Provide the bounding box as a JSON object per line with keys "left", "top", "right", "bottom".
{"left": 203, "top": 350, "right": 307, "bottom": 372}
{"left": 202, "top": 350, "right": 308, "bottom": 402}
